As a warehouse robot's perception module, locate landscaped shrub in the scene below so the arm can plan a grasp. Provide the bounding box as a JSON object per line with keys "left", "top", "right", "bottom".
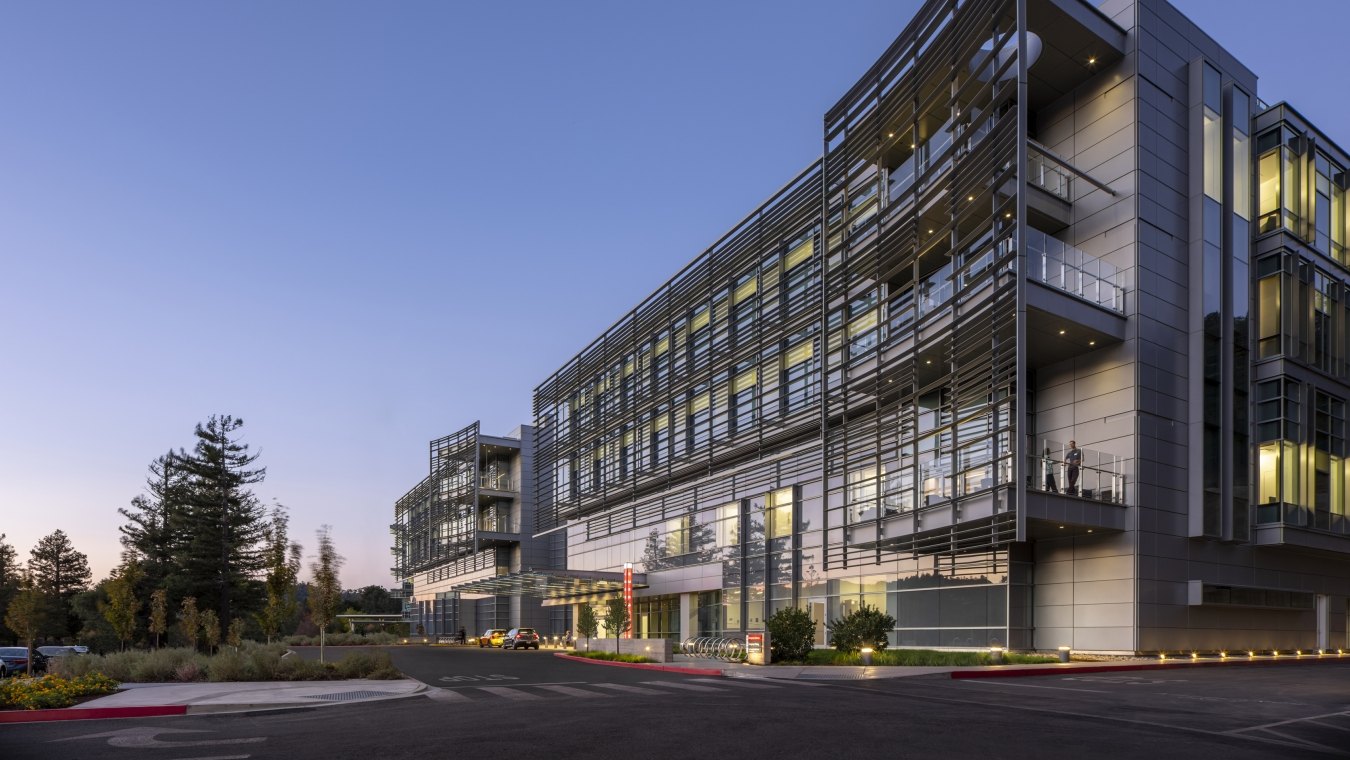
{"left": 566, "top": 650, "right": 654, "bottom": 663}
{"left": 45, "top": 644, "right": 403, "bottom": 683}
{"left": 826, "top": 604, "right": 896, "bottom": 652}
{"left": 0, "top": 673, "right": 119, "bottom": 710}
{"left": 803, "top": 648, "right": 1059, "bottom": 666}
{"left": 283, "top": 632, "right": 400, "bottom": 647}
{"left": 765, "top": 606, "right": 817, "bottom": 662}
{"left": 334, "top": 651, "right": 396, "bottom": 679}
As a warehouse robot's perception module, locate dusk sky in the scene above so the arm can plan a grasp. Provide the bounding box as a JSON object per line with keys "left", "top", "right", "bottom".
{"left": 2, "top": 0, "right": 1346, "bottom": 589}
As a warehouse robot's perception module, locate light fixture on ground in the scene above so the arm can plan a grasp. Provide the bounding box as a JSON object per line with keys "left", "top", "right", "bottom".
{"left": 860, "top": 647, "right": 874, "bottom": 666}
{"left": 1057, "top": 645, "right": 1071, "bottom": 663}
{"left": 989, "top": 646, "right": 1004, "bottom": 664}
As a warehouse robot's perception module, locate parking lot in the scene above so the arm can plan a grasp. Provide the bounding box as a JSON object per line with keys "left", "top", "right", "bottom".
{"left": 854, "top": 661, "right": 1350, "bottom": 756}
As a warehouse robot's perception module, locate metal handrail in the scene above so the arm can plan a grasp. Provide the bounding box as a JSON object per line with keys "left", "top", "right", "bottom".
{"left": 681, "top": 637, "right": 747, "bottom": 662}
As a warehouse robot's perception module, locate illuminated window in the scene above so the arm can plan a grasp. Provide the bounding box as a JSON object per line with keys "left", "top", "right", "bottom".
{"left": 766, "top": 487, "right": 794, "bottom": 539}
{"left": 716, "top": 502, "right": 740, "bottom": 548}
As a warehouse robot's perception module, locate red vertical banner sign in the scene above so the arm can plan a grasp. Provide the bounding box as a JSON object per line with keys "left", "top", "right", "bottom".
{"left": 623, "top": 562, "right": 634, "bottom": 639}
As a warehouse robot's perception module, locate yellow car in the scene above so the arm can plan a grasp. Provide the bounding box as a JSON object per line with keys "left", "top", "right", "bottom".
{"left": 479, "top": 628, "right": 507, "bottom": 648}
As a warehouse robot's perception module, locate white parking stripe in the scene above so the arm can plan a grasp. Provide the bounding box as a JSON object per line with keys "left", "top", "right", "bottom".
{"left": 688, "top": 678, "right": 778, "bottom": 689}
{"left": 641, "top": 681, "right": 726, "bottom": 692}
{"left": 476, "top": 686, "right": 542, "bottom": 700}
{"left": 589, "top": 683, "right": 665, "bottom": 696}
{"left": 533, "top": 684, "right": 610, "bottom": 698}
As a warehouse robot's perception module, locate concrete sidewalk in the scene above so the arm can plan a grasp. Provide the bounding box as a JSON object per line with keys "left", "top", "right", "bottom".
{"left": 80, "top": 678, "right": 425, "bottom": 712}
{"left": 0, "top": 678, "right": 427, "bottom": 723}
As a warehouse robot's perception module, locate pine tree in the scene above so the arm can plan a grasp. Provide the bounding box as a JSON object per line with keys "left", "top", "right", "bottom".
{"left": 308, "top": 526, "right": 344, "bottom": 663}
{"left": 118, "top": 450, "right": 189, "bottom": 597}
{"left": 177, "top": 416, "right": 269, "bottom": 627}
{"left": 258, "top": 506, "right": 302, "bottom": 644}
{"left": 28, "top": 530, "right": 93, "bottom": 639}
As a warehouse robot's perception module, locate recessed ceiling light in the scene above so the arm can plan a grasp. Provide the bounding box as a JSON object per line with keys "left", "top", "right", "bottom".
{"left": 1005, "top": 212, "right": 1012, "bottom": 218}
{"left": 1058, "top": 525, "right": 1065, "bottom": 529}
{"left": 1088, "top": 56, "right": 1097, "bottom": 65}
{"left": 928, "top": 229, "right": 934, "bottom": 234}
{"left": 925, "top": 359, "right": 932, "bottom": 364}
{"left": 968, "top": 196, "right": 974, "bottom": 201}
{"left": 1088, "top": 340, "right": 1096, "bottom": 346}
{"left": 888, "top": 132, "right": 894, "bottom": 138}
{"left": 910, "top": 143, "right": 916, "bottom": 148}
{"left": 1058, "top": 329, "right": 1066, "bottom": 335}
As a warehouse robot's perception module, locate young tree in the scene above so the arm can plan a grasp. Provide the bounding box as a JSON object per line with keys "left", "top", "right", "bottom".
{"left": 149, "top": 589, "right": 169, "bottom": 649}
{"left": 200, "top": 609, "right": 221, "bottom": 654}
{"left": 179, "top": 596, "right": 201, "bottom": 651}
{"left": 601, "top": 597, "right": 630, "bottom": 655}
{"left": 308, "top": 526, "right": 344, "bottom": 663}
{"left": 227, "top": 618, "right": 245, "bottom": 650}
{"left": 4, "top": 572, "right": 46, "bottom": 673}
{"left": 177, "top": 416, "right": 269, "bottom": 627}
{"left": 576, "top": 604, "right": 598, "bottom": 652}
{"left": 258, "top": 506, "right": 302, "bottom": 644}
{"left": 101, "top": 562, "right": 144, "bottom": 651}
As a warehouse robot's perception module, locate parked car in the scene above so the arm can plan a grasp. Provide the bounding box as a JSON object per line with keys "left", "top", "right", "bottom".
{"left": 478, "top": 629, "right": 508, "bottom": 648}
{"left": 37, "top": 645, "right": 77, "bottom": 658}
{"left": 0, "top": 647, "right": 46, "bottom": 677}
{"left": 502, "top": 627, "right": 540, "bottom": 650}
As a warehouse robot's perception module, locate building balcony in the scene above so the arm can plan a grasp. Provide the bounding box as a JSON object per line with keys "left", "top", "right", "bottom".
{"left": 1024, "top": 443, "right": 1129, "bottom": 537}
{"left": 1023, "top": 227, "right": 1127, "bottom": 368}
{"left": 479, "top": 474, "right": 514, "bottom": 491}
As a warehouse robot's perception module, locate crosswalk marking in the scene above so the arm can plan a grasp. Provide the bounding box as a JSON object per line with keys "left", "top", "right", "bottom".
{"left": 429, "top": 688, "right": 471, "bottom": 702}
{"left": 641, "top": 681, "right": 725, "bottom": 692}
{"left": 533, "top": 684, "right": 610, "bottom": 698}
{"left": 588, "top": 683, "right": 665, "bottom": 696}
{"left": 476, "top": 686, "right": 542, "bottom": 700}
{"left": 689, "top": 678, "right": 778, "bottom": 689}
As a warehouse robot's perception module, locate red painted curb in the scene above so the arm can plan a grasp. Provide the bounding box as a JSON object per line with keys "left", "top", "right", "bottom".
{"left": 552, "top": 652, "right": 723, "bottom": 676}
{"left": 0, "top": 705, "right": 188, "bottom": 723}
{"left": 950, "top": 655, "right": 1345, "bottom": 680}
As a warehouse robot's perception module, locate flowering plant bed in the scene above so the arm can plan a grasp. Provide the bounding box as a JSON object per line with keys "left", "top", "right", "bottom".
{"left": 565, "top": 650, "right": 655, "bottom": 663}
{"left": 0, "top": 673, "right": 119, "bottom": 710}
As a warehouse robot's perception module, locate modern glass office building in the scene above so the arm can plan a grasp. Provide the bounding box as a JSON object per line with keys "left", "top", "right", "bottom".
{"left": 390, "top": 422, "right": 566, "bottom": 638}
{"left": 431, "top": 0, "right": 1350, "bottom": 654}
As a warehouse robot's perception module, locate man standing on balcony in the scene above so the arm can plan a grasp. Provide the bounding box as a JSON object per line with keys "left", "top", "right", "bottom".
{"left": 1066, "top": 440, "right": 1082, "bottom": 496}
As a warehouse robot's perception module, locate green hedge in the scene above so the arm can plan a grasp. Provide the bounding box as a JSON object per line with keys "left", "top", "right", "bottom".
{"left": 801, "top": 648, "right": 1058, "bottom": 666}
{"left": 565, "top": 651, "right": 655, "bottom": 663}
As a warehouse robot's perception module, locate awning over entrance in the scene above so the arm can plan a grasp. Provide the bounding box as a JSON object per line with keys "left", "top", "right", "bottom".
{"left": 450, "top": 568, "right": 647, "bottom": 602}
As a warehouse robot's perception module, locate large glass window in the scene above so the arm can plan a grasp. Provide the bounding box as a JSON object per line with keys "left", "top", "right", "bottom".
{"left": 766, "top": 487, "right": 794, "bottom": 539}
{"left": 729, "top": 367, "right": 756, "bottom": 436}
{"left": 781, "top": 335, "right": 816, "bottom": 414}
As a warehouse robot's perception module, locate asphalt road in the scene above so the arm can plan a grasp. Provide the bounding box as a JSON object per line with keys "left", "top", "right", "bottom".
{"left": 4, "top": 648, "right": 1347, "bottom": 759}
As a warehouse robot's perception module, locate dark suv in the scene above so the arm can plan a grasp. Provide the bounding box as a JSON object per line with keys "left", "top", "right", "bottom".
{"left": 501, "top": 628, "right": 540, "bottom": 650}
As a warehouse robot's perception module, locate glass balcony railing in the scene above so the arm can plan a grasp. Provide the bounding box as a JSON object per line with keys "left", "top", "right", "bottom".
{"left": 479, "top": 474, "right": 514, "bottom": 490}
{"left": 1027, "top": 149, "right": 1072, "bottom": 200}
{"left": 1029, "top": 441, "right": 1127, "bottom": 504}
{"left": 1025, "top": 227, "right": 1124, "bottom": 312}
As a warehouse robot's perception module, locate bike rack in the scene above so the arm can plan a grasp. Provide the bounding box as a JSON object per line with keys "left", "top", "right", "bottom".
{"left": 680, "top": 636, "right": 746, "bottom": 661}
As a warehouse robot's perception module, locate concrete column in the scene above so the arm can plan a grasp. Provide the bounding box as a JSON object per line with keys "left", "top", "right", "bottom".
{"left": 680, "top": 593, "right": 695, "bottom": 644}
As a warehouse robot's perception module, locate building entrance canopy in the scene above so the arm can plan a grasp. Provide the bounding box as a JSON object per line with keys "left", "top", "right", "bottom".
{"left": 450, "top": 568, "right": 646, "bottom": 601}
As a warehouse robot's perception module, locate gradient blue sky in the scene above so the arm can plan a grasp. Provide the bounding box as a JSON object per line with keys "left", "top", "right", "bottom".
{"left": 2, "top": 1, "right": 1346, "bottom": 588}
